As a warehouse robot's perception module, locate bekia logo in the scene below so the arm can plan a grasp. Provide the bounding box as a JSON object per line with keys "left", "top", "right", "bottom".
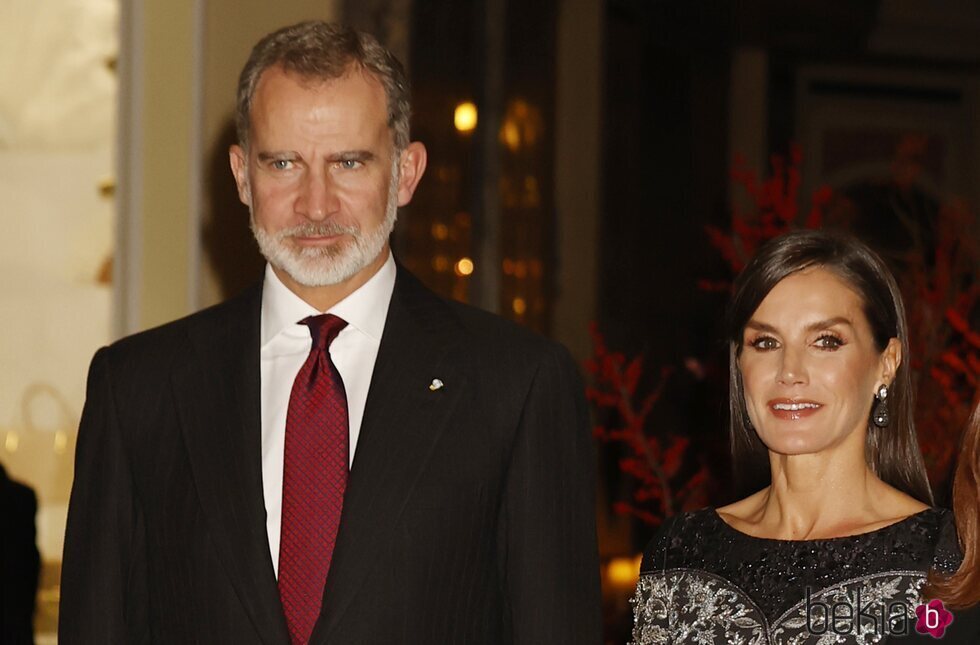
{"left": 805, "top": 588, "right": 913, "bottom": 636}
{"left": 915, "top": 599, "right": 954, "bottom": 639}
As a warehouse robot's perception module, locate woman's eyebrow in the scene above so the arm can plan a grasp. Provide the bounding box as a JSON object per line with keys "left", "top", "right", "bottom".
{"left": 805, "top": 317, "right": 853, "bottom": 332}
{"left": 745, "top": 320, "right": 776, "bottom": 333}
{"left": 744, "top": 317, "right": 853, "bottom": 334}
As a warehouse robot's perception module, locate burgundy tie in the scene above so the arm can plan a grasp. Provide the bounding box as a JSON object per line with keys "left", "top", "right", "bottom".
{"left": 278, "top": 314, "right": 349, "bottom": 645}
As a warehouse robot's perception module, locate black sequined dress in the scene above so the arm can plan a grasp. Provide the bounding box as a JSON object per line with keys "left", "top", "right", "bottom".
{"left": 630, "top": 508, "right": 959, "bottom": 644}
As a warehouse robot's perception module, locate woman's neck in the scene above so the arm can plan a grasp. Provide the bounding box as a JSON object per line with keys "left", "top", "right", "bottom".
{"left": 760, "top": 451, "right": 879, "bottom": 539}
{"left": 719, "top": 445, "right": 927, "bottom": 540}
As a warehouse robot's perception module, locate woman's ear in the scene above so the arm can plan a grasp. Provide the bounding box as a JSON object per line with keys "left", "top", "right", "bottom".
{"left": 879, "top": 337, "right": 902, "bottom": 387}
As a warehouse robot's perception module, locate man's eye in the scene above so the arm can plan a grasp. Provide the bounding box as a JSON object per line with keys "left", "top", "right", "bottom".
{"left": 339, "top": 159, "right": 362, "bottom": 170}
{"left": 271, "top": 159, "right": 292, "bottom": 170}
{"left": 749, "top": 336, "right": 779, "bottom": 350}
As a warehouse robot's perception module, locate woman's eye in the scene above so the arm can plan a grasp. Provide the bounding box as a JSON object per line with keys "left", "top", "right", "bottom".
{"left": 749, "top": 336, "right": 779, "bottom": 350}
{"left": 815, "top": 334, "right": 844, "bottom": 350}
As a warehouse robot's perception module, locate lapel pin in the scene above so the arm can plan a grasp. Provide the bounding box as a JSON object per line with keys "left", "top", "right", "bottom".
{"left": 428, "top": 378, "right": 444, "bottom": 391}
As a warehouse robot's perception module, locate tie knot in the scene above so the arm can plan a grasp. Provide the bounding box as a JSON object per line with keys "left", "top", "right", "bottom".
{"left": 301, "top": 314, "right": 348, "bottom": 350}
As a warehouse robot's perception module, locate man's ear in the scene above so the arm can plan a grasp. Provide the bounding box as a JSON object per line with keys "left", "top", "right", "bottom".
{"left": 229, "top": 144, "right": 251, "bottom": 206}
{"left": 879, "top": 337, "right": 902, "bottom": 388}
{"left": 395, "top": 141, "right": 427, "bottom": 207}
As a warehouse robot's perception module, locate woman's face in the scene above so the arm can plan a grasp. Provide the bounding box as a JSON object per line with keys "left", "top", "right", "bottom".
{"left": 738, "top": 267, "right": 900, "bottom": 457}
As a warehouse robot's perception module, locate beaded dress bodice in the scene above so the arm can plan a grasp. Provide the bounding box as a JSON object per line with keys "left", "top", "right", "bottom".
{"left": 631, "top": 508, "right": 958, "bottom": 644}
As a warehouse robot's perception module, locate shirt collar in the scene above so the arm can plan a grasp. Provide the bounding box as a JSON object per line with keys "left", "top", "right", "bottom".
{"left": 260, "top": 250, "right": 396, "bottom": 347}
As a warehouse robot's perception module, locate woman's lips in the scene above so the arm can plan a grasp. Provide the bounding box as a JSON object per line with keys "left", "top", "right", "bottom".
{"left": 767, "top": 398, "right": 823, "bottom": 420}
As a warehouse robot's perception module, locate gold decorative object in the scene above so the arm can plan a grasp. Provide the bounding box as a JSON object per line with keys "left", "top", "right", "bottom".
{"left": 2, "top": 382, "right": 79, "bottom": 502}
{"left": 98, "top": 176, "right": 115, "bottom": 198}
{"left": 96, "top": 255, "right": 113, "bottom": 285}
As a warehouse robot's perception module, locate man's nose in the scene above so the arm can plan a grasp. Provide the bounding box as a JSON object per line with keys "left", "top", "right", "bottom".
{"left": 776, "top": 346, "right": 808, "bottom": 386}
{"left": 296, "top": 171, "right": 339, "bottom": 221}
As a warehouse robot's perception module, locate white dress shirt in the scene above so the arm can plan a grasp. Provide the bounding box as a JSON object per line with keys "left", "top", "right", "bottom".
{"left": 259, "top": 251, "right": 396, "bottom": 576}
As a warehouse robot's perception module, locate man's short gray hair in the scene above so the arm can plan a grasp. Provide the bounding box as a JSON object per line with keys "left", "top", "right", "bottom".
{"left": 235, "top": 21, "right": 411, "bottom": 151}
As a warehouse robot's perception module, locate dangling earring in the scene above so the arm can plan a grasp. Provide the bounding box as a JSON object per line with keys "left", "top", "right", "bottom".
{"left": 872, "top": 384, "right": 889, "bottom": 428}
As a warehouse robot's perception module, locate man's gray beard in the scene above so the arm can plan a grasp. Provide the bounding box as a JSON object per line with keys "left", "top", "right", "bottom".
{"left": 250, "top": 160, "right": 399, "bottom": 287}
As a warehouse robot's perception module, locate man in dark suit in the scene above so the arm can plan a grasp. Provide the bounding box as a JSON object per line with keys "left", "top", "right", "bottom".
{"left": 59, "top": 21, "right": 600, "bottom": 644}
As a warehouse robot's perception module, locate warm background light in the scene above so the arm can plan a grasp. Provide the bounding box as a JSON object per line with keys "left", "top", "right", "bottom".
{"left": 431, "top": 222, "right": 450, "bottom": 240}
{"left": 454, "top": 257, "right": 474, "bottom": 276}
{"left": 431, "top": 255, "right": 451, "bottom": 272}
{"left": 606, "top": 555, "right": 642, "bottom": 591}
{"left": 454, "top": 101, "right": 478, "bottom": 132}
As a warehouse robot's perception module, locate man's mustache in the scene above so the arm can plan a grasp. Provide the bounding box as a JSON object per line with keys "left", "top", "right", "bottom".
{"left": 275, "top": 222, "right": 360, "bottom": 240}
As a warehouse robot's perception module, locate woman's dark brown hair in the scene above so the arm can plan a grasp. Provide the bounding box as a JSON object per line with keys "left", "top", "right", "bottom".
{"left": 925, "top": 400, "right": 980, "bottom": 608}
{"left": 724, "top": 229, "right": 933, "bottom": 505}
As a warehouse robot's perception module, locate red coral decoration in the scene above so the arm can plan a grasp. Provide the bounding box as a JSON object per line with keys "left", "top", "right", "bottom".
{"left": 706, "top": 145, "right": 831, "bottom": 277}
{"left": 899, "top": 195, "right": 980, "bottom": 481}
{"left": 585, "top": 323, "right": 709, "bottom": 526}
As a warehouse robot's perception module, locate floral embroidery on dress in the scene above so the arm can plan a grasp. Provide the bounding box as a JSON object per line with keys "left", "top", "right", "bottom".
{"left": 632, "top": 569, "right": 766, "bottom": 645}
{"left": 630, "top": 508, "right": 958, "bottom": 644}
{"left": 631, "top": 569, "right": 926, "bottom": 644}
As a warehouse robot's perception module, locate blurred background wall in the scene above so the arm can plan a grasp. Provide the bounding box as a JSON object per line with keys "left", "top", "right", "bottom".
{"left": 0, "top": 1, "right": 117, "bottom": 639}
{"left": 3, "top": 1, "right": 979, "bottom": 642}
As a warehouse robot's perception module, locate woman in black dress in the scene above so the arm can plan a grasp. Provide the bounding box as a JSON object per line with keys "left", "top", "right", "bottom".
{"left": 631, "top": 231, "right": 958, "bottom": 644}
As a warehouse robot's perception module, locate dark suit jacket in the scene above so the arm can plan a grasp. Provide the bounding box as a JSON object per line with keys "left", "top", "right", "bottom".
{"left": 59, "top": 266, "right": 601, "bottom": 644}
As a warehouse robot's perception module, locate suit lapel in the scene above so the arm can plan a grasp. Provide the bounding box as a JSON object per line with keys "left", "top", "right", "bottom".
{"left": 173, "top": 286, "right": 290, "bottom": 644}
{"left": 311, "top": 267, "right": 469, "bottom": 642}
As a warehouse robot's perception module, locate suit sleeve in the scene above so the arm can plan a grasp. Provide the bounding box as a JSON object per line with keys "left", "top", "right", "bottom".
{"left": 499, "top": 343, "right": 602, "bottom": 643}
{"left": 60, "top": 347, "right": 149, "bottom": 644}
